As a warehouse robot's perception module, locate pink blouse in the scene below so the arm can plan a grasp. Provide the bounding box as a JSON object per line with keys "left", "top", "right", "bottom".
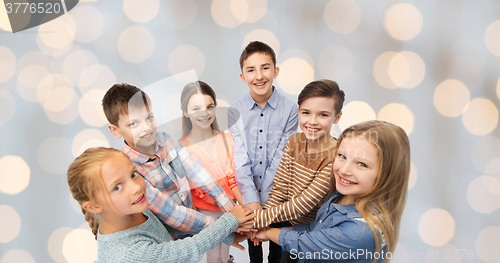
{"left": 180, "top": 131, "right": 238, "bottom": 211}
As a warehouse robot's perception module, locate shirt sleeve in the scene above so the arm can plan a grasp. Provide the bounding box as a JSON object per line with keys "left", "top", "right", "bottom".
{"left": 177, "top": 143, "right": 235, "bottom": 213}
{"left": 228, "top": 107, "right": 260, "bottom": 205}
{"left": 278, "top": 219, "right": 377, "bottom": 260}
{"left": 260, "top": 104, "right": 299, "bottom": 204}
{"left": 254, "top": 157, "right": 331, "bottom": 228}
{"left": 143, "top": 177, "right": 216, "bottom": 234}
{"left": 122, "top": 213, "right": 238, "bottom": 263}
{"left": 225, "top": 134, "right": 239, "bottom": 191}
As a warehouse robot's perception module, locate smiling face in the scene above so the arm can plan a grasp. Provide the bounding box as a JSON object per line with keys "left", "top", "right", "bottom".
{"left": 184, "top": 93, "right": 216, "bottom": 131}
{"left": 95, "top": 154, "right": 149, "bottom": 216}
{"left": 240, "top": 52, "right": 280, "bottom": 103}
{"left": 109, "top": 105, "right": 157, "bottom": 155}
{"left": 299, "top": 96, "right": 341, "bottom": 144}
{"left": 333, "top": 135, "right": 380, "bottom": 204}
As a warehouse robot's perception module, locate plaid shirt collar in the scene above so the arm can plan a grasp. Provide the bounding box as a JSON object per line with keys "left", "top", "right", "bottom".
{"left": 121, "top": 133, "right": 178, "bottom": 164}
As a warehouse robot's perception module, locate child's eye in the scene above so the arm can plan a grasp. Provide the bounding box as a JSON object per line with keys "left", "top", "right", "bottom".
{"left": 301, "top": 111, "right": 309, "bottom": 115}
{"left": 207, "top": 105, "right": 214, "bottom": 109}
{"left": 321, "top": 113, "right": 329, "bottom": 117}
{"left": 147, "top": 115, "right": 154, "bottom": 121}
{"left": 247, "top": 69, "right": 254, "bottom": 73}
{"left": 129, "top": 121, "right": 137, "bottom": 127}
{"left": 358, "top": 162, "right": 367, "bottom": 168}
{"left": 132, "top": 172, "right": 138, "bottom": 179}
{"left": 338, "top": 153, "right": 346, "bottom": 160}
{"left": 263, "top": 67, "right": 269, "bottom": 70}
{"left": 113, "top": 185, "right": 122, "bottom": 191}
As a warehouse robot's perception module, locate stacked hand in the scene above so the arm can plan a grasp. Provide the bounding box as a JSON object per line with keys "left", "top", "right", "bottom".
{"left": 229, "top": 205, "right": 256, "bottom": 250}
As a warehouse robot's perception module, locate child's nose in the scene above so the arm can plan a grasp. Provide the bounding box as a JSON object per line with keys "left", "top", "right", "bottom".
{"left": 339, "top": 162, "right": 352, "bottom": 176}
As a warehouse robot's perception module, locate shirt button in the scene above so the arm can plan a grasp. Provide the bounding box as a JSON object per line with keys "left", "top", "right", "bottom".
{"left": 260, "top": 161, "right": 262, "bottom": 164}
{"left": 258, "top": 190, "right": 261, "bottom": 193}
{"left": 261, "top": 114, "right": 264, "bottom": 117}
{"left": 259, "top": 146, "right": 262, "bottom": 149}
{"left": 259, "top": 176, "right": 262, "bottom": 179}
{"left": 260, "top": 129, "right": 263, "bottom": 132}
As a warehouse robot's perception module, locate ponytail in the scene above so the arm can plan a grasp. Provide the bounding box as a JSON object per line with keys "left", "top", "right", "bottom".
{"left": 67, "top": 147, "right": 126, "bottom": 239}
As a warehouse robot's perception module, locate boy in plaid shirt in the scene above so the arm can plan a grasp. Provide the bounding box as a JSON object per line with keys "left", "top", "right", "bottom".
{"left": 102, "top": 84, "right": 240, "bottom": 246}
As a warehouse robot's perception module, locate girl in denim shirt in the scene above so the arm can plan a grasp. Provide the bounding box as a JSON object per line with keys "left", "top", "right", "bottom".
{"left": 256, "top": 120, "right": 410, "bottom": 262}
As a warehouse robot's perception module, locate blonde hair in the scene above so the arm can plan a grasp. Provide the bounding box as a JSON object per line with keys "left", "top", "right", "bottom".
{"left": 336, "top": 120, "right": 410, "bottom": 261}
{"left": 67, "top": 147, "right": 127, "bottom": 239}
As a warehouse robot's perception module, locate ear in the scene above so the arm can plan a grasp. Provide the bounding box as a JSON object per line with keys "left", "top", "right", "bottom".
{"left": 240, "top": 73, "right": 247, "bottom": 83}
{"left": 82, "top": 201, "right": 102, "bottom": 214}
{"left": 333, "top": 111, "right": 343, "bottom": 124}
{"left": 183, "top": 111, "right": 190, "bottom": 119}
{"left": 273, "top": 66, "right": 280, "bottom": 79}
{"left": 108, "top": 124, "right": 122, "bottom": 139}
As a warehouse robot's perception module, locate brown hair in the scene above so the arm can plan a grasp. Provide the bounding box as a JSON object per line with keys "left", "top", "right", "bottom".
{"left": 67, "top": 147, "right": 127, "bottom": 239}
{"left": 334, "top": 120, "right": 410, "bottom": 261}
{"left": 297, "top": 79, "right": 345, "bottom": 116}
{"left": 102, "top": 83, "right": 151, "bottom": 127}
{"left": 180, "top": 81, "right": 220, "bottom": 138}
{"left": 239, "top": 41, "right": 277, "bottom": 70}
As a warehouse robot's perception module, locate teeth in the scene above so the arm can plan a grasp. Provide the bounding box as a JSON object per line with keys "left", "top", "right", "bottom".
{"left": 133, "top": 195, "right": 143, "bottom": 204}
{"left": 340, "top": 177, "right": 356, "bottom": 185}
{"left": 307, "top": 127, "right": 320, "bottom": 132}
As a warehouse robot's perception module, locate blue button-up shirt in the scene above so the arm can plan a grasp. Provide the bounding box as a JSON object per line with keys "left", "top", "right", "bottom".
{"left": 278, "top": 192, "right": 384, "bottom": 262}
{"left": 228, "top": 88, "right": 298, "bottom": 205}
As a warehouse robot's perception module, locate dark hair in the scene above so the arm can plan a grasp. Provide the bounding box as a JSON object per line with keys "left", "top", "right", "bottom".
{"left": 102, "top": 83, "right": 151, "bottom": 127}
{"left": 239, "top": 41, "right": 277, "bottom": 70}
{"left": 297, "top": 79, "right": 345, "bottom": 115}
{"left": 180, "top": 81, "right": 219, "bottom": 138}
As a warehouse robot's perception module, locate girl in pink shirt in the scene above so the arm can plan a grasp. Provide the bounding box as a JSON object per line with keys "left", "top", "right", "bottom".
{"left": 180, "top": 81, "right": 244, "bottom": 263}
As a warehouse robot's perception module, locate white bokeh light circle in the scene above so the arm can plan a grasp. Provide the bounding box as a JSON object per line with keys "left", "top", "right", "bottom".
{"left": 48, "top": 227, "right": 74, "bottom": 263}
{"left": 384, "top": 3, "right": 423, "bottom": 41}
{"left": 118, "top": 26, "right": 155, "bottom": 63}
{"left": 388, "top": 51, "right": 425, "bottom": 89}
{"left": 243, "top": 0, "right": 267, "bottom": 23}
{"left": 72, "top": 129, "right": 110, "bottom": 158}
{"left": 123, "top": 0, "right": 160, "bottom": 23}
{"left": 467, "top": 175, "right": 500, "bottom": 213}
{"left": 217, "top": 99, "right": 230, "bottom": 108}
{"left": 377, "top": 103, "right": 415, "bottom": 135}
{"left": 373, "top": 52, "right": 398, "bottom": 89}
{"left": 0, "top": 89, "right": 15, "bottom": 125}
{"left": 242, "top": 30, "right": 280, "bottom": 57}
{"left": 63, "top": 49, "right": 99, "bottom": 85}
{"left": 62, "top": 229, "right": 97, "bottom": 263}
{"left": 0, "top": 46, "right": 16, "bottom": 83}
{"left": 0, "top": 155, "right": 30, "bottom": 195}
{"left": 230, "top": 0, "right": 249, "bottom": 22}
{"left": 38, "top": 74, "right": 75, "bottom": 112}
{"left": 0, "top": 249, "right": 35, "bottom": 263}
{"left": 71, "top": 5, "right": 105, "bottom": 43}
{"left": 159, "top": 0, "right": 197, "bottom": 30}
{"left": 434, "top": 79, "right": 470, "bottom": 117}
{"left": 79, "top": 89, "right": 108, "bottom": 127}
{"left": 475, "top": 226, "right": 500, "bottom": 263}
{"left": 324, "top": 0, "right": 361, "bottom": 34}
{"left": 36, "top": 32, "right": 73, "bottom": 57}
{"left": 277, "top": 58, "right": 314, "bottom": 95}
{"left": 338, "top": 101, "right": 376, "bottom": 131}
{"left": 424, "top": 243, "right": 461, "bottom": 263}
{"left": 38, "top": 137, "right": 73, "bottom": 175}
{"left": 78, "top": 64, "right": 117, "bottom": 94}
{"left": 462, "top": 98, "right": 498, "bottom": 136}
{"left": 161, "top": 93, "right": 183, "bottom": 124}
{"left": 17, "top": 65, "right": 51, "bottom": 102}
{"left": 38, "top": 14, "right": 76, "bottom": 49}
{"left": 485, "top": 157, "right": 500, "bottom": 174}
{"left": 485, "top": 20, "right": 500, "bottom": 56}
{"left": 409, "top": 161, "right": 417, "bottom": 190}
{"left": 317, "top": 45, "right": 355, "bottom": 83}
{"left": 0, "top": 205, "right": 21, "bottom": 243}
{"left": 168, "top": 45, "right": 205, "bottom": 78}
{"left": 418, "top": 208, "right": 455, "bottom": 246}
{"left": 17, "top": 51, "right": 51, "bottom": 70}
{"left": 45, "top": 92, "right": 80, "bottom": 125}
{"left": 470, "top": 136, "right": 500, "bottom": 174}
{"left": 0, "top": 2, "right": 13, "bottom": 32}
{"left": 211, "top": 0, "right": 244, "bottom": 28}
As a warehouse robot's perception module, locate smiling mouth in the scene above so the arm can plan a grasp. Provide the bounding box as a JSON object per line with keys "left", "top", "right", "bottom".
{"left": 132, "top": 194, "right": 145, "bottom": 205}
{"left": 198, "top": 117, "right": 211, "bottom": 122}
{"left": 140, "top": 132, "right": 153, "bottom": 139}
{"left": 306, "top": 127, "right": 320, "bottom": 133}
{"left": 339, "top": 176, "right": 357, "bottom": 185}
{"left": 254, "top": 81, "right": 267, "bottom": 87}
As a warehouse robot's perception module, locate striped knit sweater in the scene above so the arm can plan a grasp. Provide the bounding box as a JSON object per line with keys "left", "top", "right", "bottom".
{"left": 253, "top": 132, "right": 336, "bottom": 228}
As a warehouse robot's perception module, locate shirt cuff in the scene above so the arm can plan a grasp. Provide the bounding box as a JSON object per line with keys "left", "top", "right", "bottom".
{"left": 278, "top": 228, "right": 299, "bottom": 252}
{"left": 219, "top": 212, "right": 238, "bottom": 246}
{"left": 242, "top": 190, "right": 260, "bottom": 205}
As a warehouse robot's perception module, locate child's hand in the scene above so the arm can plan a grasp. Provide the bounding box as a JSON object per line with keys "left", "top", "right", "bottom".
{"left": 244, "top": 202, "right": 262, "bottom": 211}
{"left": 228, "top": 205, "right": 255, "bottom": 225}
{"left": 231, "top": 233, "right": 249, "bottom": 251}
{"left": 255, "top": 229, "right": 269, "bottom": 241}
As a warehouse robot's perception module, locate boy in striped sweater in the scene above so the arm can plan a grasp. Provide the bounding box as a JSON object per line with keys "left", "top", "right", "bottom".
{"left": 251, "top": 79, "right": 345, "bottom": 262}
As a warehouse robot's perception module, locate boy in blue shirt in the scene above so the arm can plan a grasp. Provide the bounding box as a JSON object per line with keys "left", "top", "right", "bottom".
{"left": 228, "top": 41, "right": 299, "bottom": 263}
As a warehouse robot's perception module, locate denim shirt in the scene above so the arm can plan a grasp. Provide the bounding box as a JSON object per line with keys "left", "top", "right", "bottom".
{"left": 279, "top": 192, "right": 385, "bottom": 262}
{"left": 228, "top": 88, "right": 298, "bottom": 205}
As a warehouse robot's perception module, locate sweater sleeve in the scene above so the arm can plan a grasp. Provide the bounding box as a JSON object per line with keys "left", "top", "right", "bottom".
{"left": 121, "top": 213, "right": 238, "bottom": 263}
{"left": 253, "top": 159, "right": 332, "bottom": 229}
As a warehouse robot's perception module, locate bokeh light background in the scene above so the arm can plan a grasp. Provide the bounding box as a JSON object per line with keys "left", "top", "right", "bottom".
{"left": 1, "top": 0, "right": 500, "bottom": 262}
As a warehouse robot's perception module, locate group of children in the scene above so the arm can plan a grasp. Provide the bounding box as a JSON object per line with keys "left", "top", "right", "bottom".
{"left": 67, "top": 41, "right": 411, "bottom": 263}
